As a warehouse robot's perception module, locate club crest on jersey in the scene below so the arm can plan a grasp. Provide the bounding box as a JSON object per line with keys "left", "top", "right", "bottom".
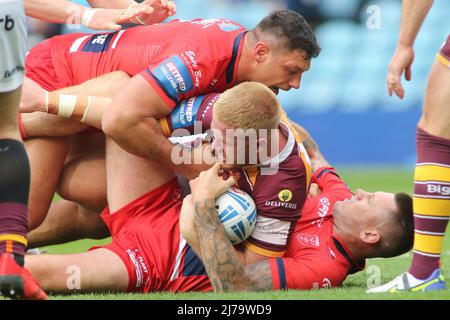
{"left": 296, "top": 233, "right": 320, "bottom": 247}
{"left": 151, "top": 55, "right": 194, "bottom": 102}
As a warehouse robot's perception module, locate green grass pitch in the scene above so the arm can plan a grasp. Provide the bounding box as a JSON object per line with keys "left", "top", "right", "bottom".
{"left": 22, "top": 167, "right": 450, "bottom": 299}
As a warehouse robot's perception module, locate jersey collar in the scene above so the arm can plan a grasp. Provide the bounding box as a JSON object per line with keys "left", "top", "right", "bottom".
{"left": 331, "top": 235, "right": 366, "bottom": 274}
{"left": 226, "top": 31, "right": 248, "bottom": 84}
{"left": 258, "top": 122, "right": 295, "bottom": 169}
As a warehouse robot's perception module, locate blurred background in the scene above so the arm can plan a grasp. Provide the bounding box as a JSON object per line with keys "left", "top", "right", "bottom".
{"left": 26, "top": 0, "right": 450, "bottom": 168}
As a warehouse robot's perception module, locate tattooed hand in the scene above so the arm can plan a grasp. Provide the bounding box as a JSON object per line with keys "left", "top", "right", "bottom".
{"left": 189, "top": 163, "right": 275, "bottom": 292}
{"left": 189, "top": 163, "right": 236, "bottom": 206}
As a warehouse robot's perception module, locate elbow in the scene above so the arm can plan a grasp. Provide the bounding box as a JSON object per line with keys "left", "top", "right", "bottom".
{"left": 102, "top": 108, "right": 134, "bottom": 140}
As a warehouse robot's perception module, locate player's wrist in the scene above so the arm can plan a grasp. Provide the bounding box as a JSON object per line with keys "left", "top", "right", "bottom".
{"left": 81, "top": 7, "right": 99, "bottom": 27}
{"left": 396, "top": 41, "right": 414, "bottom": 51}
{"left": 128, "top": 2, "right": 147, "bottom": 25}
{"left": 43, "top": 91, "right": 49, "bottom": 113}
{"left": 45, "top": 93, "right": 92, "bottom": 122}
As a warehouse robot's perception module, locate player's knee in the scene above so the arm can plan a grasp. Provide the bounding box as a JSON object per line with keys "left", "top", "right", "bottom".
{"left": 75, "top": 208, "right": 109, "bottom": 239}
{"left": 56, "top": 165, "right": 78, "bottom": 203}
{"left": 57, "top": 166, "right": 107, "bottom": 211}
{"left": 57, "top": 180, "right": 106, "bottom": 213}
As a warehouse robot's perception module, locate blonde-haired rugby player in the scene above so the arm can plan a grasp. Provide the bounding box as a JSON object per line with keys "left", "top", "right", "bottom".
{"left": 24, "top": 82, "right": 314, "bottom": 293}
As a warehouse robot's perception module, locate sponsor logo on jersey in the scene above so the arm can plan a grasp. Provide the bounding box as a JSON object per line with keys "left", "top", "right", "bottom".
{"left": 184, "top": 51, "right": 198, "bottom": 68}
{"left": 3, "top": 65, "right": 24, "bottom": 79}
{"left": 81, "top": 32, "right": 117, "bottom": 53}
{"left": 318, "top": 197, "right": 331, "bottom": 217}
{"left": 264, "top": 200, "right": 298, "bottom": 210}
{"left": 0, "top": 14, "right": 15, "bottom": 31}
{"left": 152, "top": 55, "right": 194, "bottom": 102}
{"left": 171, "top": 95, "right": 203, "bottom": 129}
{"left": 218, "top": 21, "right": 242, "bottom": 32}
{"left": 208, "top": 78, "right": 218, "bottom": 88}
{"left": 202, "top": 94, "right": 220, "bottom": 119}
{"left": 190, "top": 18, "right": 221, "bottom": 29}
{"left": 182, "top": 51, "right": 201, "bottom": 87}
{"left": 296, "top": 233, "right": 320, "bottom": 247}
{"left": 427, "top": 183, "right": 450, "bottom": 196}
{"left": 126, "top": 248, "right": 149, "bottom": 289}
{"left": 311, "top": 197, "right": 331, "bottom": 229}
{"left": 278, "top": 189, "right": 293, "bottom": 202}
{"left": 265, "top": 189, "right": 297, "bottom": 209}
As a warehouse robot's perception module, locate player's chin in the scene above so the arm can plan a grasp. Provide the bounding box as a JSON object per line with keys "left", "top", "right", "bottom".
{"left": 332, "top": 201, "right": 344, "bottom": 217}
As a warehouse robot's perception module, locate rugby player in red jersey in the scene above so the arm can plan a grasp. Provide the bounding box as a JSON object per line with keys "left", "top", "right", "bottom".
{"left": 22, "top": 85, "right": 413, "bottom": 293}
{"left": 23, "top": 10, "right": 319, "bottom": 170}
{"left": 22, "top": 81, "right": 313, "bottom": 262}
{"left": 19, "top": 10, "right": 320, "bottom": 233}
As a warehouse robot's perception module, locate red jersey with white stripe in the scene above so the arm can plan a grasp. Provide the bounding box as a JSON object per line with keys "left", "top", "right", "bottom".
{"left": 94, "top": 167, "right": 364, "bottom": 293}
{"left": 269, "top": 168, "right": 365, "bottom": 290}
{"left": 161, "top": 93, "right": 312, "bottom": 257}
{"left": 44, "top": 19, "right": 247, "bottom": 108}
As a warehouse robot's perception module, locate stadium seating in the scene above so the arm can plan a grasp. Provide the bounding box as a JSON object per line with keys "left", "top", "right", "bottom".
{"left": 280, "top": 0, "right": 450, "bottom": 114}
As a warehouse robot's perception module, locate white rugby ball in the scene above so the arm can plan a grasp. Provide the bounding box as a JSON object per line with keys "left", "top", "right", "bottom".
{"left": 215, "top": 187, "right": 257, "bottom": 244}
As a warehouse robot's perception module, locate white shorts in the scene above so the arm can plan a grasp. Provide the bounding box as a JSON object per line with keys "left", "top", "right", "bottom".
{"left": 0, "top": 0, "right": 27, "bottom": 93}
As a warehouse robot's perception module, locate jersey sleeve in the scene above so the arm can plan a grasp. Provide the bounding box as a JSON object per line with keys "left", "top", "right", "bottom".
{"left": 312, "top": 167, "right": 353, "bottom": 200}
{"left": 244, "top": 159, "right": 308, "bottom": 257}
{"left": 139, "top": 45, "right": 212, "bottom": 109}
{"left": 159, "top": 93, "right": 220, "bottom": 137}
{"left": 269, "top": 256, "right": 345, "bottom": 290}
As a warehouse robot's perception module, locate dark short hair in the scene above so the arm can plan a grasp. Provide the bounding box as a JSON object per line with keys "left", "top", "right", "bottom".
{"left": 382, "top": 193, "right": 414, "bottom": 258}
{"left": 254, "top": 10, "right": 321, "bottom": 59}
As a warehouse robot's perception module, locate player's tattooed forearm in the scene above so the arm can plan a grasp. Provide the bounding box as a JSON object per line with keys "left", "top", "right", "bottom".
{"left": 302, "top": 137, "right": 318, "bottom": 152}
{"left": 244, "top": 260, "right": 274, "bottom": 291}
{"left": 311, "top": 152, "right": 331, "bottom": 172}
{"left": 194, "top": 199, "right": 250, "bottom": 292}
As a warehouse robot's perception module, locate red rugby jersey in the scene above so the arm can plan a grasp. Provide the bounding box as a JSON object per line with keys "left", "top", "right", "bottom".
{"left": 48, "top": 19, "right": 247, "bottom": 108}
{"left": 169, "top": 168, "right": 364, "bottom": 292}
{"left": 269, "top": 168, "right": 365, "bottom": 290}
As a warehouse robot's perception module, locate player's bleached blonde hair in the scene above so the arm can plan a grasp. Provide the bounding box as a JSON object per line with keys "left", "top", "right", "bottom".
{"left": 213, "top": 82, "right": 282, "bottom": 130}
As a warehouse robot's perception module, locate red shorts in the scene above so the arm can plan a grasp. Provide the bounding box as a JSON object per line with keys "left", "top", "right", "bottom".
{"left": 25, "top": 39, "right": 67, "bottom": 91}
{"left": 438, "top": 35, "right": 450, "bottom": 68}
{"left": 90, "top": 179, "right": 211, "bottom": 293}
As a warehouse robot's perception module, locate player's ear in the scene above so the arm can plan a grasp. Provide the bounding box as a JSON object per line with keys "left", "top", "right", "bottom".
{"left": 360, "top": 229, "right": 380, "bottom": 245}
{"left": 256, "top": 136, "right": 269, "bottom": 159}
{"left": 253, "top": 42, "right": 270, "bottom": 63}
